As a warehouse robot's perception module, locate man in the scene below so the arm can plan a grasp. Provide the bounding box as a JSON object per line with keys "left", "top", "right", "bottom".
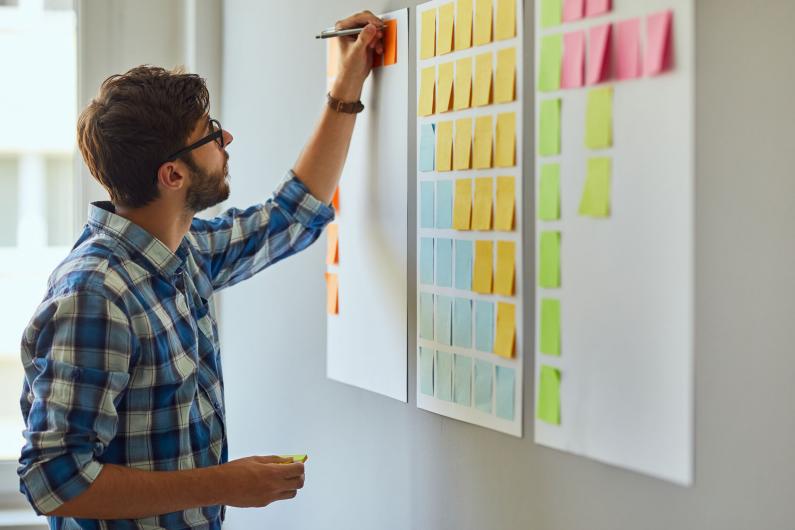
{"left": 17, "top": 11, "right": 384, "bottom": 529}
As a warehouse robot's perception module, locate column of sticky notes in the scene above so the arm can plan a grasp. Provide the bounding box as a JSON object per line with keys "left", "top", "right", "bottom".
{"left": 416, "top": 0, "right": 524, "bottom": 437}
{"left": 535, "top": 0, "right": 674, "bottom": 427}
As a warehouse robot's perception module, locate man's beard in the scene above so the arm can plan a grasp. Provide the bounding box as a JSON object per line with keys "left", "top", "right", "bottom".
{"left": 184, "top": 155, "right": 230, "bottom": 213}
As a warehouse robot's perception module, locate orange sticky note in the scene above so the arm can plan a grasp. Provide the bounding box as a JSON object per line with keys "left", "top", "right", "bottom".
{"left": 494, "top": 240, "right": 515, "bottom": 295}
{"left": 419, "top": 66, "right": 436, "bottom": 116}
{"left": 436, "top": 121, "right": 454, "bottom": 172}
{"left": 438, "top": 3, "right": 455, "bottom": 55}
{"left": 494, "top": 301, "right": 515, "bottom": 357}
{"left": 374, "top": 19, "right": 398, "bottom": 66}
{"left": 455, "top": 0, "right": 473, "bottom": 51}
{"left": 494, "top": 47, "right": 516, "bottom": 103}
{"left": 325, "top": 272, "right": 338, "bottom": 315}
{"left": 494, "top": 0, "right": 516, "bottom": 41}
{"left": 437, "top": 62, "right": 455, "bottom": 113}
{"left": 472, "top": 177, "right": 493, "bottom": 230}
{"left": 474, "top": 0, "right": 492, "bottom": 46}
{"left": 326, "top": 223, "right": 339, "bottom": 265}
{"left": 473, "top": 115, "right": 493, "bottom": 169}
{"left": 473, "top": 52, "right": 493, "bottom": 107}
{"left": 331, "top": 186, "right": 340, "bottom": 211}
{"left": 494, "top": 176, "right": 515, "bottom": 231}
{"left": 495, "top": 112, "right": 515, "bottom": 168}
{"left": 454, "top": 58, "right": 473, "bottom": 110}
{"left": 453, "top": 178, "right": 473, "bottom": 230}
{"left": 473, "top": 240, "right": 493, "bottom": 293}
{"left": 421, "top": 9, "right": 437, "bottom": 59}
{"left": 454, "top": 118, "right": 472, "bottom": 170}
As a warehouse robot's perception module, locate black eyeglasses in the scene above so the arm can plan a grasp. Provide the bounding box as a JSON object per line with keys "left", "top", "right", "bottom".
{"left": 163, "top": 118, "right": 225, "bottom": 164}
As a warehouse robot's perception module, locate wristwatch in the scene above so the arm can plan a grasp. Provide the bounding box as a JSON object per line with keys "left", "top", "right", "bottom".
{"left": 326, "top": 92, "right": 364, "bottom": 114}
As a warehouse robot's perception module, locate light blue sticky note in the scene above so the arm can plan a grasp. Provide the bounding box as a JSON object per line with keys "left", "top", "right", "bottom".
{"left": 420, "top": 237, "right": 434, "bottom": 285}
{"left": 419, "top": 347, "right": 434, "bottom": 396}
{"left": 436, "top": 180, "right": 453, "bottom": 229}
{"left": 435, "top": 295, "right": 453, "bottom": 346}
{"left": 419, "top": 293, "right": 434, "bottom": 340}
{"left": 475, "top": 300, "right": 494, "bottom": 353}
{"left": 454, "top": 240, "right": 473, "bottom": 290}
{"left": 419, "top": 123, "right": 436, "bottom": 172}
{"left": 453, "top": 354, "right": 472, "bottom": 406}
{"left": 474, "top": 360, "right": 493, "bottom": 413}
{"left": 495, "top": 366, "right": 516, "bottom": 420}
{"left": 420, "top": 181, "right": 435, "bottom": 229}
{"left": 453, "top": 298, "right": 472, "bottom": 348}
{"left": 436, "top": 238, "right": 453, "bottom": 287}
{"left": 436, "top": 350, "right": 453, "bottom": 401}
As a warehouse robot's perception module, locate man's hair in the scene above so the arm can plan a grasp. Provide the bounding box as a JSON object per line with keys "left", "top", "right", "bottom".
{"left": 77, "top": 65, "right": 210, "bottom": 208}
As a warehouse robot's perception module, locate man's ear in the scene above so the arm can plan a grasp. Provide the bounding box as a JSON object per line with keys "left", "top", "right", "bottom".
{"left": 155, "top": 160, "right": 188, "bottom": 192}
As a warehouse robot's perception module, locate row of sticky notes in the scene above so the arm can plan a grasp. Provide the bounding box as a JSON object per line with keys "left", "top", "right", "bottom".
{"left": 542, "top": 0, "right": 610, "bottom": 29}
{"left": 536, "top": 364, "right": 561, "bottom": 424}
{"left": 420, "top": 347, "right": 516, "bottom": 419}
{"left": 422, "top": 114, "right": 516, "bottom": 170}
{"left": 538, "top": 157, "right": 612, "bottom": 220}
{"left": 420, "top": 237, "right": 516, "bottom": 297}
{"left": 537, "top": 86, "right": 612, "bottom": 157}
{"left": 419, "top": 293, "right": 515, "bottom": 358}
{"left": 420, "top": 0, "right": 517, "bottom": 60}
{"left": 539, "top": 10, "right": 674, "bottom": 92}
{"left": 418, "top": 47, "right": 516, "bottom": 116}
{"left": 420, "top": 177, "right": 515, "bottom": 231}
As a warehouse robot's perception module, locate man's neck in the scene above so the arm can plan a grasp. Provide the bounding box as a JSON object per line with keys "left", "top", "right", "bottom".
{"left": 115, "top": 200, "right": 193, "bottom": 254}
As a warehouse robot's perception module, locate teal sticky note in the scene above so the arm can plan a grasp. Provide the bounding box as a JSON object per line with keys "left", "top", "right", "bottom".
{"left": 419, "top": 347, "right": 434, "bottom": 396}
{"left": 435, "top": 295, "right": 453, "bottom": 346}
{"left": 453, "top": 354, "right": 472, "bottom": 406}
{"left": 495, "top": 365, "right": 515, "bottom": 420}
{"left": 420, "top": 237, "right": 434, "bottom": 285}
{"left": 453, "top": 297, "right": 472, "bottom": 348}
{"left": 419, "top": 123, "right": 436, "bottom": 172}
{"left": 436, "top": 238, "right": 453, "bottom": 287}
{"left": 454, "top": 240, "right": 473, "bottom": 290}
{"left": 475, "top": 300, "right": 494, "bottom": 353}
{"left": 436, "top": 350, "right": 453, "bottom": 401}
{"left": 419, "top": 292, "right": 434, "bottom": 340}
{"left": 420, "top": 181, "right": 435, "bottom": 228}
{"left": 436, "top": 180, "right": 453, "bottom": 229}
{"left": 474, "top": 359, "right": 493, "bottom": 413}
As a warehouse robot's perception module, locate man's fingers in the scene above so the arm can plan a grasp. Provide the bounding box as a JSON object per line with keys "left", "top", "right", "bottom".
{"left": 253, "top": 455, "right": 293, "bottom": 465}
{"left": 283, "top": 475, "right": 305, "bottom": 491}
{"left": 276, "top": 462, "right": 305, "bottom": 478}
{"left": 276, "top": 490, "right": 298, "bottom": 501}
{"left": 335, "top": 10, "right": 383, "bottom": 31}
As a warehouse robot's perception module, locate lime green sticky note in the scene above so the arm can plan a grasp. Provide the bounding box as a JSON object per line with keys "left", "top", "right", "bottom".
{"left": 540, "top": 298, "right": 561, "bottom": 356}
{"left": 539, "top": 231, "right": 560, "bottom": 288}
{"left": 539, "top": 34, "right": 562, "bottom": 92}
{"left": 539, "top": 99, "right": 561, "bottom": 156}
{"left": 538, "top": 163, "right": 560, "bottom": 220}
{"left": 578, "top": 157, "right": 611, "bottom": 218}
{"left": 279, "top": 454, "right": 308, "bottom": 463}
{"left": 540, "top": 0, "right": 562, "bottom": 28}
{"left": 537, "top": 365, "right": 561, "bottom": 425}
{"left": 585, "top": 86, "right": 613, "bottom": 149}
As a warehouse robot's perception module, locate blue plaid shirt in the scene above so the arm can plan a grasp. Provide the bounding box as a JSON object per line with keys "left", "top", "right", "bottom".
{"left": 18, "top": 172, "right": 334, "bottom": 530}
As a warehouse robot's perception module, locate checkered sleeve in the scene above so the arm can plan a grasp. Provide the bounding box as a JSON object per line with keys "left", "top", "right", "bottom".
{"left": 18, "top": 290, "right": 133, "bottom": 516}
{"left": 189, "top": 170, "right": 335, "bottom": 290}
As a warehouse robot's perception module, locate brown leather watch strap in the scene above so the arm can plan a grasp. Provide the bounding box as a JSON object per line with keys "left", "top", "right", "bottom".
{"left": 326, "top": 92, "right": 364, "bottom": 114}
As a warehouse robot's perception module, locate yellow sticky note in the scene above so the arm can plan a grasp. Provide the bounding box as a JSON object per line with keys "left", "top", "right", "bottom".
{"left": 473, "top": 52, "right": 493, "bottom": 107}
{"left": 495, "top": 176, "right": 515, "bottom": 231}
{"left": 436, "top": 121, "right": 454, "bottom": 172}
{"left": 473, "top": 240, "right": 493, "bottom": 293}
{"left": 453, "top": 178, "right": 472, "bottom": 230}
{"left": 494, "top": 301, "right": 515, "bottom": 358}
{"left": 472, "top": 177, "right": 493, "bottom": 230}
{"left": 494, "top": 47, "right": 516, "bottom": 103}
{"left": 454, "top": 58, "right": 473, "bottom": 110}
{"left": 473, "top": 115, "right": 493, "bottom": 169}
{"left": 438, "top": 3, "right": 455, "bottom": 55}
{"left": 494, "top": 240, "right": 515, "bottom": 296}
{"left": 495, "top": 112, "right": 516, "bottom": 168}
{"left": 419, "top": 66, "right": 436, "bottom": 116}
{"left": 437, "top": 62, "right": 455, "bottom": 113}
{"left": 585, "top": 86, "right": 613, "bottom": 149}
{"left": 495, "top": 0, "right": 516, "bottom": 41}
{"left": 456, "top": 0, "right": 473, "bottom": 51}
{"left": 421, "top": 9, "right": 437, "bottom": 60}
{"left": 454, "top": 118, "right": 472, "bottom": 170}
{"left": 474, "top": 0, "right": 492, "bottom": 46}
{"left": 578, "top": 157, "right": 611, "bottom": 217}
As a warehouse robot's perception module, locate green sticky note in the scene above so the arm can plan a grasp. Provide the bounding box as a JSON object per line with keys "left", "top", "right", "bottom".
{"left": 279, "top": 454, "right": 308, "bottom": 463}
{"left": 539, "top": 99, "right": 561, "bottom": 156}
{"left": 539, "top": 34, "right": 562, "bottom": 92}
{"left": 540, "top": 298, "right": 561, "bottom": 356}
{"left": 537, "top": 365, "right": 561, "bottom": 425}
{"left": 539, "top": 231, "right": 560, "bottom": 288}
{"left": 436, "top": 351, "right": 453, "bottom": 402}
{"left": 538, "top": 163, "right": 560, "bottom": 220}
{"left": 578, "top": 157, "right": 611, "bottom": 218}
{"left": 585, "top": 86, "right": 613, "bottom": 149}
{"left": 420, "top": 347, "right": 434, "bottom": 396}
{"left": 540, "top": 0, "right": 562, "bottom": 28}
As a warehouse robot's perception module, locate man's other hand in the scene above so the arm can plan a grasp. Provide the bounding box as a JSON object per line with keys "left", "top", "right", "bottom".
{"left": 219, "top": 455, "right": 306, "bottom": 508}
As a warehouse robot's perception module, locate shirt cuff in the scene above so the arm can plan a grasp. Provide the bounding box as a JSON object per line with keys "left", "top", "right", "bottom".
{"left": 19, "top": 456, "right": 103, "bottom": 516}
{"left": 274, "top": 170, "right": 335, "bottom": 230}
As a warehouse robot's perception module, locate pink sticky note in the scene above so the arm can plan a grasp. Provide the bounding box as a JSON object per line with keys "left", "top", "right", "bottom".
{"left": 561, "top": 31, "right": 585, "bottom": 89}
{"left": 615, "top": 18, "right": 641, "bottom": 80}
{"left": 563, "top": 0, "right": 584, "bottom": 22}
{"left": 586, "top": 23, "right": 611, "bottom": 85}
{"left": 585, "top": 0, "right": 611, "bottom": 17}
{"left": 645, "top": 10, "right": 673, "bottom": 76}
